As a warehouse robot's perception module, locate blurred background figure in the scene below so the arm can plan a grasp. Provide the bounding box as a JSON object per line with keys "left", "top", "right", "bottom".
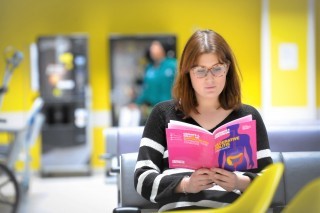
{"left": 129, "top": 40, "right": 177, "bottom": 125}
{"left": 110, "top": 35, "right": 177, "bottom": 127}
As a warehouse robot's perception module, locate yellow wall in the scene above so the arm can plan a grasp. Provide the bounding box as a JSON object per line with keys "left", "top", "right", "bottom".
{"left": 0, "top": 0, "right": 262, "bottom": 110}
{"left": 317, "top": 0, "right": 320, "bottom": 108}
{"left": 0, "top": 0, "right": 318, "bottom": 169}
{"left": 0, "top": 0, "right": 262, "bottom": 169}
{"left": 270, "top": 0, "right": 308, "bottom": 106}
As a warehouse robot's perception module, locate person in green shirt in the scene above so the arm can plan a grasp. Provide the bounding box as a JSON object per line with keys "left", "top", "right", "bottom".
{"left": 135, "top": 40, "right": 177, "bottom": 106}
{"left": 134, "top": 40, "right": 177, "bottom": 124}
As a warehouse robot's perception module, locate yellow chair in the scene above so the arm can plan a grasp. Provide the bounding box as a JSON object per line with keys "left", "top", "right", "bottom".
{"left": 165, "top": 162, "right": 284, "bottom": 213}
{"left": 282, "top": 178, "right": 320, "bottom": 213}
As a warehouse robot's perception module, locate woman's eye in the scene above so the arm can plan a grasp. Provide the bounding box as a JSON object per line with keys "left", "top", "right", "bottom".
{"left": 196, "top": 69, "right": 206, "bottom": 73}
{"left": 213, "top": 66, "right": 224, "bottom": 72}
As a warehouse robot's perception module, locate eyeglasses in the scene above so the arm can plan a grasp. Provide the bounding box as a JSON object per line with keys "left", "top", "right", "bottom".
{"left": 190, "top": 63, "right": 229, "bottom": 78}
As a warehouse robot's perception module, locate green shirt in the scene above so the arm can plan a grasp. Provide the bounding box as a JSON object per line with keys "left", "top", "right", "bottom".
{"left": 135, "top": 57, "right": 176, "bottom": 106}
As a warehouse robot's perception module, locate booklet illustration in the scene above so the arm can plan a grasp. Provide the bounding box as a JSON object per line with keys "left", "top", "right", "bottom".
{"left": 166, "top": 115, "right": 257, "bottom": 171}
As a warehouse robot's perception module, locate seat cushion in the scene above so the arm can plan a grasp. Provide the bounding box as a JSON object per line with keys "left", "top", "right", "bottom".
{"left": 282, "top": 152, "right": 320, "bottom": 204}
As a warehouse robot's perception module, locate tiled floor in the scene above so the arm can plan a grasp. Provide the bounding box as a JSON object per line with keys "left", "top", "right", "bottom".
{"left": 17, "top": 172, "right": 118, "bottom": 213}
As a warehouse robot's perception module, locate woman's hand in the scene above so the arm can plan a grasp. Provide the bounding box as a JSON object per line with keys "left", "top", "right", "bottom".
{"left": 184, "top": 168, "right": 216, "bottom": 193}
{"left": 209, "top": 168, "right": 251, "bottom": 192}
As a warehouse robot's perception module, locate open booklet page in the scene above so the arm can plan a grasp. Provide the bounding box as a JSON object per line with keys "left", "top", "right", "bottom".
{"left": 166, "top": 115, "right": 257, "bottom": 171}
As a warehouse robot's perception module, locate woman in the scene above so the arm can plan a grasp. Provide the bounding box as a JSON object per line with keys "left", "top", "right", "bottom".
{"left": 134, "top": 29, "right": 272, "bottom": 212}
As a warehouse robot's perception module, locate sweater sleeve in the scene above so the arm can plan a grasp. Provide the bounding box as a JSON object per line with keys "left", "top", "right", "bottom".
{"left": 133, "top": 103, "right": 188, "bottom": 204}
{"left": 242, "top": 105, "right": 273, "bottom": 180}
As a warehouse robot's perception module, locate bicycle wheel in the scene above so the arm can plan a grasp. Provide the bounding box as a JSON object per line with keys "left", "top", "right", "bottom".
{"left": 0, "top": 163, "right": 20, "bottom": 213}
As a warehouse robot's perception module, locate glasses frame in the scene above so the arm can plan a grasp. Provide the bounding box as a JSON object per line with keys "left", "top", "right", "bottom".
{"left": 190, "top": 63, "right": 229, "bottom": 78}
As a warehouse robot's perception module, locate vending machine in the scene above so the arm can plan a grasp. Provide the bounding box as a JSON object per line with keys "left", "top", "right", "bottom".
{"left": 37, "top": 35, "right": 91, "bottom": 176}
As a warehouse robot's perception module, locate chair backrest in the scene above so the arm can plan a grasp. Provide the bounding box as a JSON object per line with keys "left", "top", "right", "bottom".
{"left": 120, "top": 152, "right": 158, "bottom": 210}
{"left": 267, "top": 125, "right": 320, "bottom": 152}
{"left": 223, "top": 163, "right": 284, "bottom": 213}
{"left": 103, "top": 126, "right": 144, "bottom": 174}
{"left": 117, "top": 127, "right": 144, "bottom": 155}
{"left": 282, "top": 178, "right": 320, "bottom": 213}
{"left": 104, "top": 127, "right": 119, "bottom": 158}
{"left": 104, "top": 126, "right": 144, "bottom": 159}
{"left": 281, "top": 151, "right": 320, "bottom": 204}
{"left": 106, "top": 125, "right": 320, "bottom": 162}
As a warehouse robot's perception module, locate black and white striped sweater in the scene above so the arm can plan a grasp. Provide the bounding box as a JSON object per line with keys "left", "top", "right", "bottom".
{"left": 134, "top": 100, "right": 272, "bottom": 212}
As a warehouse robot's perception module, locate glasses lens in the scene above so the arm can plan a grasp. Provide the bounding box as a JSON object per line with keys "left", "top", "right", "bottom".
{"left": 211, "top": 64, "right": 226, "bottom": 77}
{"left": 193, "top": 67, "right": 207, "bottom": 78}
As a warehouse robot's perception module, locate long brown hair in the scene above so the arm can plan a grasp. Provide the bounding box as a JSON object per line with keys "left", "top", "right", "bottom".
{"left": 172, "top": 29, "right": 242, "bottom": 117}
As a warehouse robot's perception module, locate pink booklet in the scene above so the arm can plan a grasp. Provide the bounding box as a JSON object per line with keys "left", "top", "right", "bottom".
{"left": 166, "top": 115, "right": 257, "bottom": 171}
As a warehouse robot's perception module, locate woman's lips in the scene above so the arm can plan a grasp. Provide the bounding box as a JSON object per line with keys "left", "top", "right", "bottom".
{"left": 205, "top": 86, "right": 216, "bottom": 89}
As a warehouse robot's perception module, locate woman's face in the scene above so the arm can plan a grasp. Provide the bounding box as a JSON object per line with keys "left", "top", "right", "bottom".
{"left": 189, "top": 53, "right": 228, "bottom": 102}
{"left": 150, "top": 41, "right": 165, "bottom": 62}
